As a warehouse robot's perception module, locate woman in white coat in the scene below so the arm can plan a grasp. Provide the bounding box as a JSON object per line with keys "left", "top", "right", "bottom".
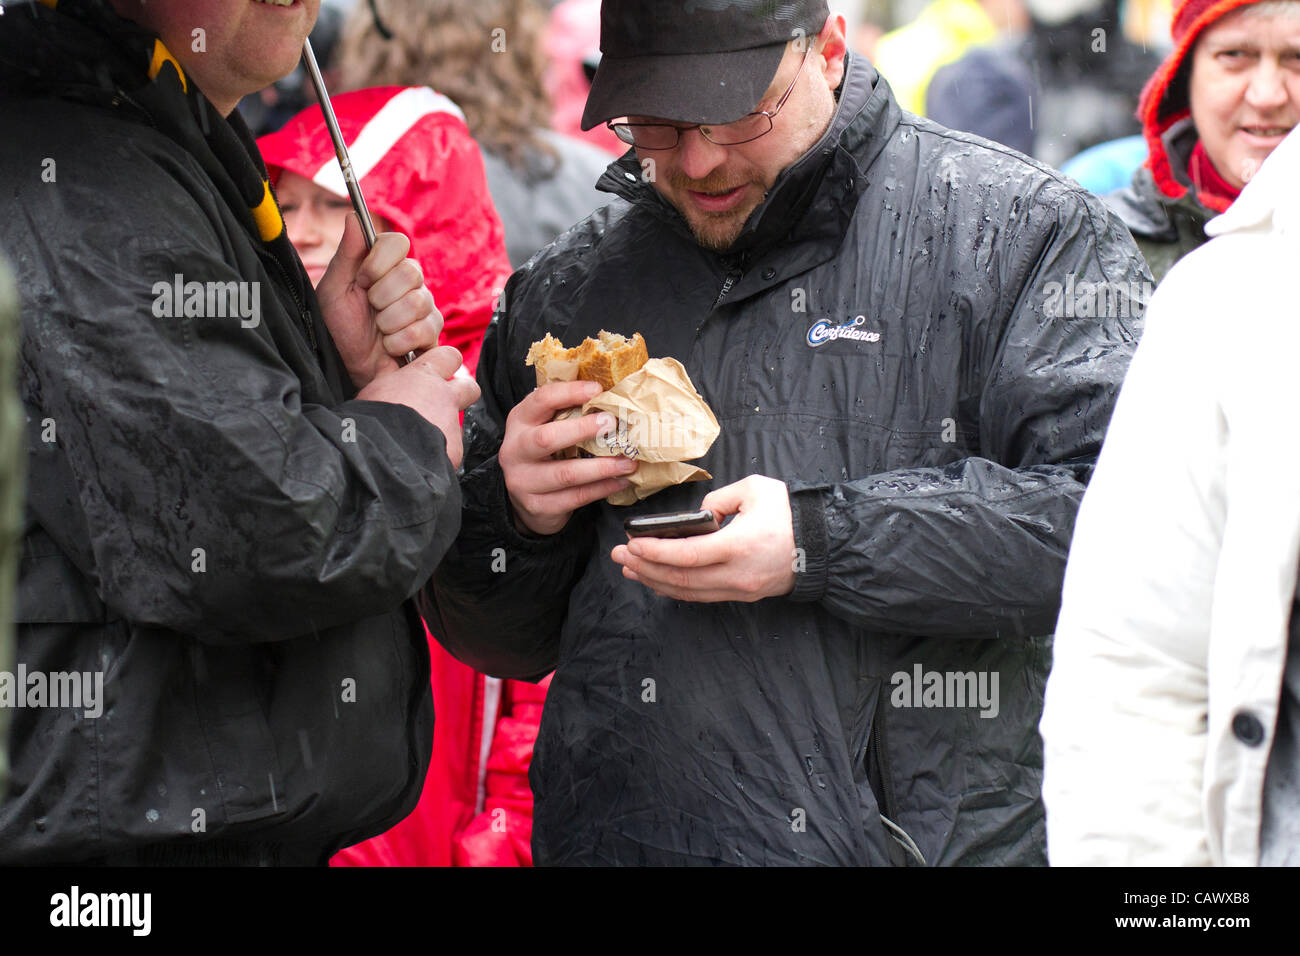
{"left": 1041, "top": 128, "right": 1300, "bottom": 866}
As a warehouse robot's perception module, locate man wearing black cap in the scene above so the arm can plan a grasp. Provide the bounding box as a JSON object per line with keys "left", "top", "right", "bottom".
{"left": 430, "top": 1, "right": 1148, "bottom": 865}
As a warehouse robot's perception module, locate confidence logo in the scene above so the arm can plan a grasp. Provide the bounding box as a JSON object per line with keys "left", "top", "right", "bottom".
{"left": 807, "top": 314, "right": 882, "bottom": 348}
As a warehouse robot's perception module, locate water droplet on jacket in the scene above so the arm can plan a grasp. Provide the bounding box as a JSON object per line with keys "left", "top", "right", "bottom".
{"left": 34, "top": 817, "right": 46, "bottom": 833}
{"left": 145, "top": 808, "right": 160, "bottom": 823}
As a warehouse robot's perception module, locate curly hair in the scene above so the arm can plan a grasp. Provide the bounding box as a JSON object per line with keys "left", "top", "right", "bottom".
{"left": 337, "top": 0, "right": 558, "bottom": 176}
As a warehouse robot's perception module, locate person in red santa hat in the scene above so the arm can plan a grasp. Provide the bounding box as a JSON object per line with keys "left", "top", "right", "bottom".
{"left": 259, "top": 86, "right": 550, "bottom": 867}
{"left": 1106, "top": 0, "right": 1300, "bottom": 282}
{"left": 259, "top": 85, "right": 509, "bottom": 377}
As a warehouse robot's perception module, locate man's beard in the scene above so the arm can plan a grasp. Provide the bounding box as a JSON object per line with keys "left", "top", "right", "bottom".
{"left": 665, "top": 169, "right": 766, "bottom": 252}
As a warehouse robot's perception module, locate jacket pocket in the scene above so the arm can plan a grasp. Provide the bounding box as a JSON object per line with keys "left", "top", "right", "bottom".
{"left": 189, "top": 642, "right": 287, "bottom": 826}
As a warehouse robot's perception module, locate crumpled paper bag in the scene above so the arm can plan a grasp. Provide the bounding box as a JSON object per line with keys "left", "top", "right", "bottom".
{"left": 531, "top": 354, "right": 720, "bottom": 506}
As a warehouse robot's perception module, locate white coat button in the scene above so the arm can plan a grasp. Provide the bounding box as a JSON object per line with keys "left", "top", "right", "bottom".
{"left": 1232, "top": 711, "right": 1266, "bottom": 747}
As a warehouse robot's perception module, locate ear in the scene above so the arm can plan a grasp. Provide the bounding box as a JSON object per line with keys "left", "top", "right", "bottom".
{"left": 816, "top": 14, "right": 849, "bottom": 92}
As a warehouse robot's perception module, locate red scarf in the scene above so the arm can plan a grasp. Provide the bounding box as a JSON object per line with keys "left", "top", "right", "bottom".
{"left": 1188, "top": 140, "right": 1241, "bottom": 213}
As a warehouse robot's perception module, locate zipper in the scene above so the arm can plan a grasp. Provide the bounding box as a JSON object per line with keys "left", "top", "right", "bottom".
{"left": 269, "top": 253, "right": 318, "bottom": 353}
{"left": 475, "top": 677, "right": 503, "bottom": 815}
{"left": 867, "top": 715, "right": 894, "bottom": 817}
{"left": 110, "top": 90, "right": 152, "bottom": 123}
{"left": 261, "top": 181, "right": 318, "bottom": 353}
{"left": 712, "top": 271, "right": 741, "bottom": 310}
{"left": 711, "top": 251, "right": 751, "bottom": 310}
{"left": 867, "top": 696, "right": 926, "bottom": 865}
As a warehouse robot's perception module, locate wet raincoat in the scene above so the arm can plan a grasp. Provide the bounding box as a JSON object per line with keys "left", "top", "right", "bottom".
{"left": 428, "top": 52, "right": 1146, "bottom": 866}
{"left": 0, "top": 0, "right": 456, "bottom": 863}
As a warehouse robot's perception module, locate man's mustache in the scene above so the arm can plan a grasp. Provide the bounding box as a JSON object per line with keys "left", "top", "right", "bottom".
{"left": 666, "top": 170, "right": 753, "bottom": 195}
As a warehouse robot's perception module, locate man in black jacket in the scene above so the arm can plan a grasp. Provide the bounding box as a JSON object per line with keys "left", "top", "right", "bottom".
{"left": 429, "top": 0, "right": 1148, "bottom": 866}
{"left": 0, "top": 0, "right": 478, "bottom": 864}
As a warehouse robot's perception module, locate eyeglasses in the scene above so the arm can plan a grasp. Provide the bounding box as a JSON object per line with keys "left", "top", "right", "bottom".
{"left": 607, "top": 43, "right": 814, "bottom": 150}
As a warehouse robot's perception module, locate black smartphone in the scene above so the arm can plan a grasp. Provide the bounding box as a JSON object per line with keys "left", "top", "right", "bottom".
{"left": 623, "top": 509, "right": 720, "bottom": 539}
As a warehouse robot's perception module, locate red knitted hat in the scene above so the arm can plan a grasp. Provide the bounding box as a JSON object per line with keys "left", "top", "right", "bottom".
{"left": 1138, "top": 0, "right": 1273, "bottom": 203}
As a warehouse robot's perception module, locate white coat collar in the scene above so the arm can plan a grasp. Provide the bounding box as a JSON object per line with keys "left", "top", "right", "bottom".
{"left": 1205, "top": 127, "right": 1300, "bottom": 239}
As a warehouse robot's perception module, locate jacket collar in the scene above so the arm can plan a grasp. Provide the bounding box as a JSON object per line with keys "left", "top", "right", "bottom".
{"left": 1112, "top": 119, "right": 1217, "bottom": 240}
{"left": 595, "top": 51, "right": 894, "bottom": 272}
{"left": 1146, "top": 114, "right": 1236, "bottom": 214}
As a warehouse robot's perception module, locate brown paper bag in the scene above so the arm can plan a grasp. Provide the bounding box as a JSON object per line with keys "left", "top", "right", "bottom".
{"left": 533, "top": 356, "right": 720, "bottom": 506}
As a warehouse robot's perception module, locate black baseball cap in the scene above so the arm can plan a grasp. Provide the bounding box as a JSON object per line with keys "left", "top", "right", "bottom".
{"left": 580, "top": 0, "right": 831, "bottom": 131}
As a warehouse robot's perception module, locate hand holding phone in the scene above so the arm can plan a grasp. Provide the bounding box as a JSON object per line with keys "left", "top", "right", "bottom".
{"left": 613, "top": 476, "right": 797, "bottom": 604}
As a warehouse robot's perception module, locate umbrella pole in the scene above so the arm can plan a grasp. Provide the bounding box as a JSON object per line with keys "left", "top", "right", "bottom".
{"left": 300, "top": 40, "right": 417, "bottom": 365}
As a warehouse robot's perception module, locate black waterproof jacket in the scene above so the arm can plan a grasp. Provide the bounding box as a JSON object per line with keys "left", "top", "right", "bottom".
{"left": 429, "top": 54, "right": 1146, "bottom": 866}
{"left": 0, "top": 4, "right": 457, "bottom": 863}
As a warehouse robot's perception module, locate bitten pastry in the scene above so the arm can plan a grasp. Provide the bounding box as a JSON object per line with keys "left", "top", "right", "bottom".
{"left": 526, "top": 330, "right": 649, "bottom": 391}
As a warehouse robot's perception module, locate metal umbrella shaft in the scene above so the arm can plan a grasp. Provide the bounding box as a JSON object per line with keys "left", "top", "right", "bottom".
{"left": 300, "top": 41, "right": 376, "bottom": 246}
{"left": 300, "top": 40, "right": 416, "bottom": 364}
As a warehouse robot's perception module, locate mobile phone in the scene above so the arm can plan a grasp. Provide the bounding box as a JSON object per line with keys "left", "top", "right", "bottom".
{"left": 623, "top": 509, "right": 720, "bottom": 539}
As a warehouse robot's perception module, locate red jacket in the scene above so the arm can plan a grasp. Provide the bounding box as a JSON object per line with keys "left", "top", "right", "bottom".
{"left": 260, "top": 87, "right": 546, "bottom": 866}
